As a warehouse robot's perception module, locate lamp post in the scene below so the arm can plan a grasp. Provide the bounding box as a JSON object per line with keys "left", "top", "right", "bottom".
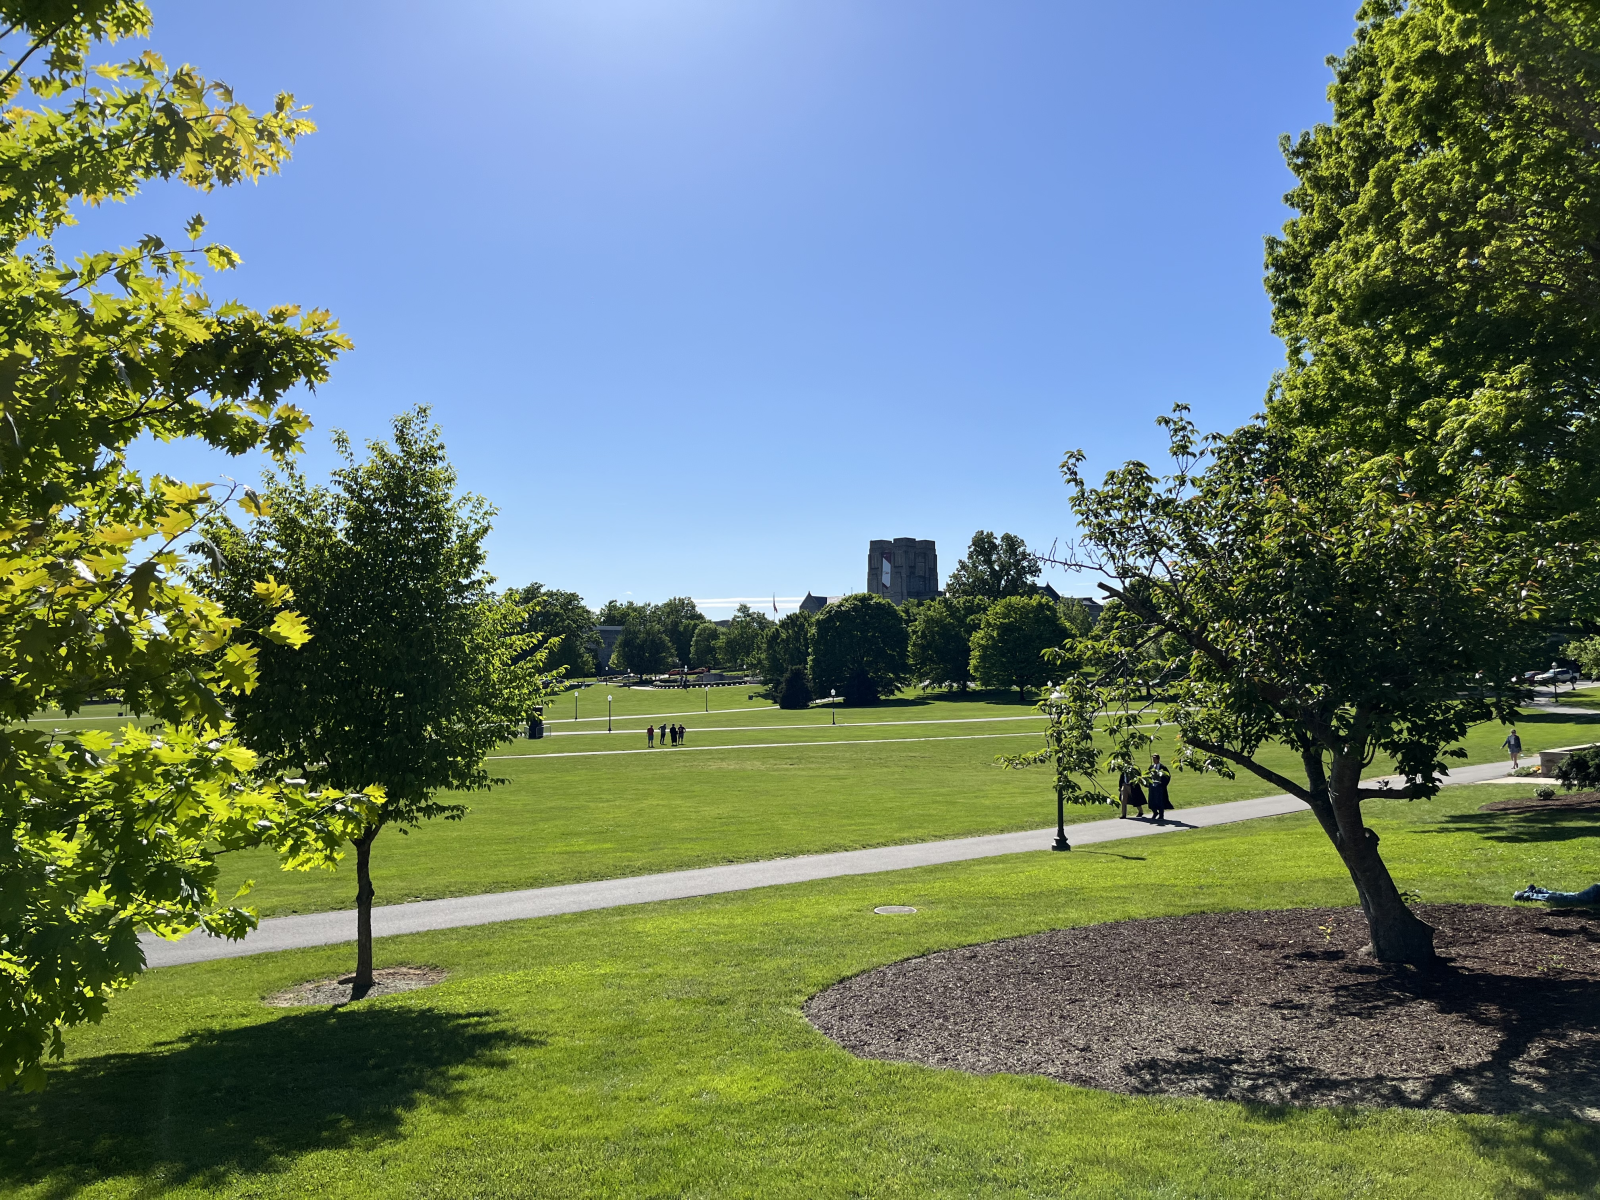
{"left": 607, "top": 694, "right": 613, "bottom": 733}
{"left": 1049, "top": 688, "right": 1070, "bottom": 852}
{"left": 830, "top": 688, "right": 836, "bottom": 725}
{"left": 705, "top": 683, "right": 710, "bottom": 713}
{"left": 574, "top": 686, "right": 579, "bottom": 721}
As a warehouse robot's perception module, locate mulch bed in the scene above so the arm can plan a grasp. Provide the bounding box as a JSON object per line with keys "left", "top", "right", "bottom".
{"left": 264, "top": 966, "right": 446, "bottom": 1008}
{"left": 1480, "top": 790, "right": 1600, "bottom": 814}
{"left": 805, "top": 906, "right": 1600, "bottom": 1118}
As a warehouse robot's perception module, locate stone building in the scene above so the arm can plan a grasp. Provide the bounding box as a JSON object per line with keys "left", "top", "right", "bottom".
{"left": 867, "top": 538, "right": 939, "bottom": 605}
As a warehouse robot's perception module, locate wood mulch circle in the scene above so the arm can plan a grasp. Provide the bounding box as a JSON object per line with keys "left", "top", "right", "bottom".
{"left": 1480, "top": 790, "right": 1600, "bottom": 814}
{"left": 806, "top": 906, "right": 1600, "bottom": 1118}
{"left": 264, "top": 966, "right": 446, "bottom": 1008}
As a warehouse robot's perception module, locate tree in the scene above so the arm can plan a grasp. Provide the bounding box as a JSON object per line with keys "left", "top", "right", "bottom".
{"left": 610, "top": 619, "right": 672, "bottom": 676}
{"left": 690, "top": 622, "right": 723, "bottom": 669}
{"left": 719, "top": 604, "right": 772, "bottom": 671}
{"left": 204, "top": 409, "right": 549, "bottom": 996}
{"left": 0, "top": 7, "right": 387, "bottom": 1090}
{"left": 1265, "top": 0, "right": 1600, "bottom": 526}
{"left": 1563, "top": 635, "right": 1600, "bottom": 681}
{"left": 809, "top": 594, "right": 911, "bottom": 705}
{"left": 908, "top": 597, "right": 979, "bottom": 690}
{"left": 760, "top": 612, "right": 813, "bottom": 699}
{"left": 654, "top": 596, "right": 707, "bottom": 664}
{"left": 1051, "top": 409, "right": 1546, "bottom": 965}
{"left": 777, "top": 666, "right": 814, "bottom": 710}
{"left": 945, "top": 531, "right": 1040, "bottom": 600}
{"left": 510, "top": 583, "right": 597, "bottom": 677}
{"left": 969, "top": 595, "right": 1068, "bottom": 701}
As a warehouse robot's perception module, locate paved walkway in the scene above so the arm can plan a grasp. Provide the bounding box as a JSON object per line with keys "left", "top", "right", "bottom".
{"left": 141, "top": 759, "right": 1524, "bottom": 968}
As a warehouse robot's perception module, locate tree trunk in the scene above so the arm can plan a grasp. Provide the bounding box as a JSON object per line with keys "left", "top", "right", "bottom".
{"left": 352, "top": 826, "right": 379, "bottom": 998}
{"left": 1320, "top": 753, "right": 1436, "bottom": 965}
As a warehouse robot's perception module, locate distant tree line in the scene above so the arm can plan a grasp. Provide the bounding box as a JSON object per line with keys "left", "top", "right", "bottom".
{"left": 509, "top": 528, "right": 1095, "bottom": 709}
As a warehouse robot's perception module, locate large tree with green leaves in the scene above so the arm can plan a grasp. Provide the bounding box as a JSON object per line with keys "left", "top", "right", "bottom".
{"left": 509, "top": 583, "right": 597, "bottom": 678}
{"left": 1054, "top": 410, "right": 1549, "bottom": 964}
{"left": 808, "top": 593, "right": 910, "bottom": 705}
{"left": 759, "top": 611, "right": 813, "bottom": 700}
{"left": 907, "top": 596, "right": 984, "bottom": 691}
{"left": 718, "top": 603, "right": 772, "bottom": 672}
{"left": 1266, "top": 0, "right": 1600, "bottom": 528}
{"left": 610, "top": 618, "right": 672, "bottom": 676}
{"left": 945, "top": 531, "right": 1040, "bottom": 600}
{"left": 204, "top": 409, "right": 549, "bottom": 995}
{"left": 0, "top": 4, "right": 388, "bottom": 1089}
{"left": 969, "top": 594, "right": 1068, "bottom": 701}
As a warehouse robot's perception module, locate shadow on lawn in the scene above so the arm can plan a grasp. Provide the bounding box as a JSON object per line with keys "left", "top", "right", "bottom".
{"left": 0, "top": 1004, "right": 541, "bottom": 1196}
{"left": 1422, "top": 809, "right": 1600, "bottom": 844}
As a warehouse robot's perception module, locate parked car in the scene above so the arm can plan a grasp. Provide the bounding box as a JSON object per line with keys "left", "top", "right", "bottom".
{"left": 1535, "top": 667, "right": 1579, "bottom": 685}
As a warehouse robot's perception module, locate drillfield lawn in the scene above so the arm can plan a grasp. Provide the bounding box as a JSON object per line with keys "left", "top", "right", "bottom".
{"left": 3, "top": 689, "right": 1597, "bottom": 1197}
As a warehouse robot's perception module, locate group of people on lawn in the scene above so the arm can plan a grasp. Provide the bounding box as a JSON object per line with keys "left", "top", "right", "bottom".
{"left": 1119, "top": 754, "right": 1174, "bottom": 823}
{"left": 647, "top": 723, "right": 686, "bottom": 748}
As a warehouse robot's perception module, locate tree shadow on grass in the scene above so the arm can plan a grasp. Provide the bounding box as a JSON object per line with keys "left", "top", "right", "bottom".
{"left": 1510, "top": 710, "right": 1600, "bottom": 726}
{"left": 1421, "top": 809, "right": 1600, "bottom": 844}
{"left": 0, "top": 1005, "right": 542, "bottom": 1197}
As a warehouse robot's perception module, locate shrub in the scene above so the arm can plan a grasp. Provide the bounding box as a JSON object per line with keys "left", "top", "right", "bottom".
{"left": 777, "top": 667, "right": 813, "bottom": 710}
{"left": 1554, "top": 746, "right": 1600, "bottom": 792}
{"left": 1536, "top": 786, "right": 1557, "bottom": 801}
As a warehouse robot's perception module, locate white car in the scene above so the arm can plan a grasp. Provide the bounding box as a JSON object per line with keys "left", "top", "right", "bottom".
{"left": 1535, "top": 667, "right": 1579, "bottom": 685}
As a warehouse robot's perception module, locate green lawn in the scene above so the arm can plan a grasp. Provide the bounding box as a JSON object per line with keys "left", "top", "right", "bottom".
{"left": 207, "top": 691, "right": 1600, "bottom": 919}
{"left": 3, "top": 785, "right": 1596, "bottom": 1198}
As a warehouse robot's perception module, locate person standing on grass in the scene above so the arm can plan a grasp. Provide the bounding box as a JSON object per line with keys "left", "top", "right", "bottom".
{"left": 1147, "top": 754, "right": 1173, "bottom": 825}
{"left": 1504, "top": 727, "right": 1523, "bottom": 770}
{"left": 679, "top": 724, "right": 687, "bottom": 746}
{"left": 647, "top": 724, "right": 655, "bottom": 748}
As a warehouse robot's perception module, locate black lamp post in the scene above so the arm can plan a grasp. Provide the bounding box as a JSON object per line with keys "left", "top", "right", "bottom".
{"left": 830, "top": 688, "right": 836, "bottom": 725}
{"left": 1049, "top": 688, "right": 1070, "bottom": 851}
{"left": 607, "top": 693, "right": 613, "bottom": 733}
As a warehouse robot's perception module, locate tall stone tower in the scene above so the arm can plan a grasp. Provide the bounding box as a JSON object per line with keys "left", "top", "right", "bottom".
{"left": 867, "top": 538, "right": 939, "bottom": 605}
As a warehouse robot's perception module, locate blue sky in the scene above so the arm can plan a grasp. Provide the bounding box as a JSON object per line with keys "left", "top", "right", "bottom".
{"left": 119, "top": 0, "right": 1356, "bottom": 614}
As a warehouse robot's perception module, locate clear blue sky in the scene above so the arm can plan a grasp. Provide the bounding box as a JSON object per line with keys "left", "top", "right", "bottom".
{"left": 121, "top": 0, "right": 1356, "bottom": 614}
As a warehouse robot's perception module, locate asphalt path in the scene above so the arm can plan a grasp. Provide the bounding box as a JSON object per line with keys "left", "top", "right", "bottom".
{"left": 140, "top": 759, "right": 1524, "bottom": 968}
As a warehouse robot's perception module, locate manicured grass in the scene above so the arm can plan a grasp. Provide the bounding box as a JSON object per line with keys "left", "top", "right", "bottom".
{"left": 210, "top": 693, "right": 1600, "bottom": 919}
{"left": 4, "top": 786, "right": 1596, "bottom": 1198}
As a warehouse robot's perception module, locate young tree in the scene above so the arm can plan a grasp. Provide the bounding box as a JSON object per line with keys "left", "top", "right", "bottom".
{"left": 0, "top": 7, "right": 387, "bottom": 1089}
{"left": 719, "top": 604, "right": 772, "bottom": 671}
{"left": 760, "top": 612, "right": 813, "bottom": 699}
{"left": 1563, "top": 635, "right": 1600, "bottom": 681}
{"left": 690, "top": 622, "right": 723, "bottom": 669}
{"left": 777, "top": 666, "right": 814, "bottom": 710}
{"left": 946, "top": 531, "right": 1040, "bottom": 600}
{"left": 969, "top": 595, "right": 1068, "bottom": 701}
{"left": 510, "top": 583, "right": 597, "bottom": 677}
{"left": 1053, "top": 410, "right": 1548, "bottom": 964}
{"left": 809, "top": 594, "right": 911, "bottom": 705}
{"left": 205, "top": 409, "right": 550, "bottom": 995}
{"left": 908, "top": 597, "right": 979, "bottom": 691}
{"left": 610, "top": 619, "right": 673, "bottom": 676}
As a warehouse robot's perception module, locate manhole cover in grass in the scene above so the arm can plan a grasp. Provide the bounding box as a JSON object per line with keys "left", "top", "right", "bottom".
{"left": 808, "top": 905, "right": 1600, "bottom": 1118}
{"left": 874, "top": 905, "right": 918, "bottom": 915}
{"left": 265, "top": 966, "right": 446, "bottom": 1008}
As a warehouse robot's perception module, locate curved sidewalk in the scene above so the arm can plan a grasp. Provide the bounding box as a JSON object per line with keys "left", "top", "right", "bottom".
{"left": 142, "top": 760, "right": 1521, "bottom": 968}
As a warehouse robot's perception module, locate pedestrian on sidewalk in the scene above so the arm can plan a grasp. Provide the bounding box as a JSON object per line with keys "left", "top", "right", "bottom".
{"left": 1148, "top": 754, "right": 1174, "bottom": 825}
{"left": 647, "top": 724, "right": 655, "bottom": 748}
{"left": 1503, "top": 727, "right": 1523, "bottom": 770}
{"left": 1119, "top": 766, "right": 1147, "bottom": 820}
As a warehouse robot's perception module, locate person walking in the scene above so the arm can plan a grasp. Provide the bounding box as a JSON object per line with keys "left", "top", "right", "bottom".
{"left": 1147, "top": 754, "right": 1173, "bottom": 825}
{"left": 1503, "top": 727, "right": 1523, "bottom": 770}
{"left": 647, "top": 724, "right": 655, "bottom": 748}
{"left": 1119, "top": 766, "right": 1147, "bottom": 820}
{"left": 679, "top": 724, "right": 687, "bottom": 746}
